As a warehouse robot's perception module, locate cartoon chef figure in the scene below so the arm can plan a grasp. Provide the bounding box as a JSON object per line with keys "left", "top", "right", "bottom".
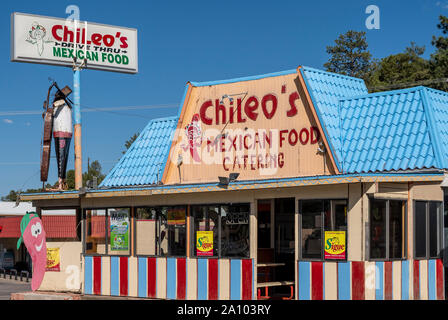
{"left": 17, "top": 212, "right": 47, "bottom": 291}
{"left": 25, "top": 22, "right": 52, "bottom": 56}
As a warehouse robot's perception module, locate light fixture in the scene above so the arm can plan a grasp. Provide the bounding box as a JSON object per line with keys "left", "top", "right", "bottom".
{"left": 317, "top": 141, "right": 325, "bottom": 154}
{"left": 177, "top": 154, "right": 183, "bottom": 167}
{"left": 220, "top": 94, "right": 234, "bottom": 104}
{"left": 177, "top": 154, "right": 183, "bottom": 183}
{"left": 229, "top": 172, "right": 239, "bottom": 181}
{"left": 218, "top": 176, "right": 230, "bottom": 187}
{"left": 218, "top": 172, "right": 240, "bottom": 188}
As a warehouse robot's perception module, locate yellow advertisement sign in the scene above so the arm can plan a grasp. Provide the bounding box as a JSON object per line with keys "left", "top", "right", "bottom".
{"left": 196, "top": 231, "right": 213, "bottom": 256}
{"left": 324, "top": 231, "right": 346, "bottom": 260}
{"left": 46, "top": 247, "right": 61, "bottom": 271}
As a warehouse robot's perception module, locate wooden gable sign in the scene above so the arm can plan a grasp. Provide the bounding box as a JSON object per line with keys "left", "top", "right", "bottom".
{"left": 163, "top": 70, "right": 336, "bottom": 185}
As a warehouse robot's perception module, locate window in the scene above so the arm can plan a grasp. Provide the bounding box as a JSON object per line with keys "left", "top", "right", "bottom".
{"left": 84, "top": 208, "right": 130, "bottom": 255}
{"left": 84, "top": 209, "right": 107, "bottom": 255}
{"left": 41, "top": 208, "right": 80, "bottom": 241}
{"left": 191, "top": 203, "right": 250, "bottom": 258}
{"left": 369, "top": 199, "right": 406, "bottom": 260}
{"left": 414, "top": 201, "right": 443, "bottom": 259}
{"left": 299, "top": 199, "right": 347, "bottom": 260}
{"left": 135, "top": 206, "right": 186, "bottom": 256}
{"left": 257, "top": 200, "right": 271, "bottom": 249}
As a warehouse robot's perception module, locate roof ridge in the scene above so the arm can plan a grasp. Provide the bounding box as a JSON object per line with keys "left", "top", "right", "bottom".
{"left": 189, "top": 68, "right": 297, "bottom": 87}
{"left": 300, "top": 65, "right": 366, "bottom": 83}
{"left": 419, "top": 88, "right": 447, "bottom": 169}
{"left": 339, "top": 86, "right": 426, "bottom": 102}
{"left": 298, "top": 67, "right": 343, "bottom": 172}
{"left": 422, "top": 86, "right": 448, "bottom": 97}
{"left": 150, "top": 115, "right": 179, "bottom": 122}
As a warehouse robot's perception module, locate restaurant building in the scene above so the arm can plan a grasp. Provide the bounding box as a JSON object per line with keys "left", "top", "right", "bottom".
{"left": 22, "top": 66, "right": 448, "bottom": 300}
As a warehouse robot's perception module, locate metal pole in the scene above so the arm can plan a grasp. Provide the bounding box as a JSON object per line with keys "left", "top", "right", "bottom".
{"left": 73, "top": 67, "right": 82, "bottom": 189}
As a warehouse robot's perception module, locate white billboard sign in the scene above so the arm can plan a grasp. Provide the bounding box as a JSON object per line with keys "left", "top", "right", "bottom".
{"left": 11, "top": 12, "right": 138, "bottom": 74}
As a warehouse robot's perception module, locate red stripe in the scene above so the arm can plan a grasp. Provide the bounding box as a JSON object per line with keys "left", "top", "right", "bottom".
{"left": 241, "top": 259, "right": 252, "bottom": 300}
{"left": 311, "top": 262, "right": 323, "bottom": 300}
{"left": 93, "top": 256, "right": 102, "bottom": 295}
{"left": 384, "top": 261, "right": 393, "bottom": 300}
{"left": 436, "top": 259, "right": 444, "bottom": 300}
{"left": 413, "top": 260, "right": 420, "bottom": 300}
{"left": 119, "top": 257, "right": 128, "bottom": 296}
{"left": 351, "top": 261, "right": 365, "bottom": 300}
{"left": 177, "top": 258, "right": 186, "bottom": 300}
{"left": 147, "top": 258, "right": 157, "bottom": 298}
{"left": 53, "top": 131, "right": 73, "bottom": 138}
{"left": 208, "top": 259, "right": 219, "bottom": 300}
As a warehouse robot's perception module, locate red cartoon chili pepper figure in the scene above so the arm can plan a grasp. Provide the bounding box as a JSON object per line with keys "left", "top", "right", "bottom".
{"left": 17, "top": 212, "right": 47, "bottom": 291}
{"left": 185, "top": 113, "right": 202, "bottom": 162}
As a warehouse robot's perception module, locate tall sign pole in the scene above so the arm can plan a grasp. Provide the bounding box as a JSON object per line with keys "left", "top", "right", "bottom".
{"left": 73, "top": 66, "right": 82, "bottom": 189}
{"left": 72, "top": 14, "right": 83, "bottom": 190}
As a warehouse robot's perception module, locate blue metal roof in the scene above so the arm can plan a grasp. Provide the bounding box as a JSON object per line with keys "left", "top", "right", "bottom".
{"left": 424, "top": 87, "right": 448, "bottom": 168}
{"left": 299, "top": 66, "right": 368, "bottom": 171}
{"left": 99, "top": 67, "right": 448, "bottom": 188}
{"left": 339, "top": 86, "right": 448, "bottom": 173}
{"left": 99, "top": 116, "right": 178, "bottom": 188}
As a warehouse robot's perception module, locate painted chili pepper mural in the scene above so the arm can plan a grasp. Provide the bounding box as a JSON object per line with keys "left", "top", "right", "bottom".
{"left": 17, "top": 212, "right": 47, "bottom": 291}
{"left": 184, "top": 113, "right": 202, "bottom": 162}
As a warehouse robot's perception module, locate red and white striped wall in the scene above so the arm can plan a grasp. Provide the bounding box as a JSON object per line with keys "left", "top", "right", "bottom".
{"left": 83, "top": 256, "right": 255, "bottom": 300}
{"left": 83, "top": 256, "right": 443, "bottom": 300}
{"left": 296, "top": 259, "right": 444, "bottom": 300}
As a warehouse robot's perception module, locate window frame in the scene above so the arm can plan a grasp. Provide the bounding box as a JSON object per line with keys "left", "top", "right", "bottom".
{"left": 82, "top": 207, "right": 131, "bottom": 257}
{"left": 298, "top": 198, "right": 348, "bottom": 262}
{"left": 133, "top": 205, "right": 188, "bottom": 258}
{"left": 40, "top": 206, "right": 82, "bottom": 241}
{"left": 368, "top": 198, "right": 408, "bottom": 262}
{"left": 413, "top": 200, "right": 443, "bottom": 260}
{"left": 190, "top": 202, "right": 251, "bottom": 259}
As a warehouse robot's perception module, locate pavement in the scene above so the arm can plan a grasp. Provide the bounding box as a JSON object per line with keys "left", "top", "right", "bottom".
{"left": 0, "top": 277, "right": 148, "bottom": 300}
{"left": 0, "top": 278, "right": 31, "bottom": 300}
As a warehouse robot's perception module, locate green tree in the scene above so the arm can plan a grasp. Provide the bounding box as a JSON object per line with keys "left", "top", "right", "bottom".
{"left": 324, "top": 30, "right": 373, "bottom": 79}
{"left": 366, "top": 43, "right": 431, "bottom": 92}
{"left": 53, "top": 160, "right": 104, "bottom": 190}
{"left": 82, "top": 160, "right": 105, "bottom": 188}
{"left": 1, "top": 190, "right": 18, "bottom": 201}
{"left": 123, "top": 132, "right": 139, "bottom": 154}
{"left": 1, "top": 186, "right": 51, "bottom": 202}
{"left": 65, "top": 169, "right": 76, "bottom": 190}
{"left": 430, "top": 15, "right": 448, "bottom": 91}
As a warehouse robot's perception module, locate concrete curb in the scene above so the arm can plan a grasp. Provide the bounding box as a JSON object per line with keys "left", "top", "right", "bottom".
{"left": 10, "top": 291, "right": 154, "bottom": 300}
{"left": 11, "top": 291, "right": 82, "bottom": 300}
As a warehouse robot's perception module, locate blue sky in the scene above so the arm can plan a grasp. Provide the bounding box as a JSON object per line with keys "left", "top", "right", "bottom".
{"left": 0, "top": 0, "right": 447, "bottom": 196}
